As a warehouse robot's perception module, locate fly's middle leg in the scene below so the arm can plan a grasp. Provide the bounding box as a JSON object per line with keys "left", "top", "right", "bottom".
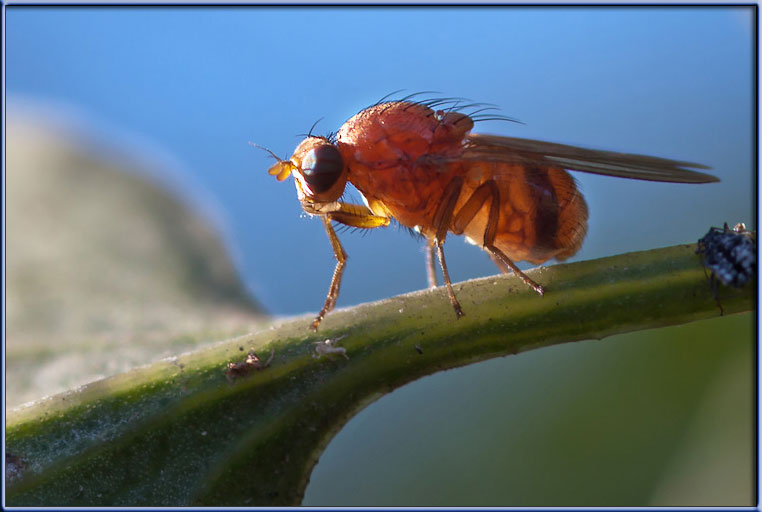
{"left": 426, "top": 239, "right": 438, "bottom": 288}
{"left": 430, "top": 176, "right": 465, "bottom": 318}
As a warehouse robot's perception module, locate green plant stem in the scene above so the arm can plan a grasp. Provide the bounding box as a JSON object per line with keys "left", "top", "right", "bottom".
{"left": 5, "top": 243, "right": 754, "bottom": 506}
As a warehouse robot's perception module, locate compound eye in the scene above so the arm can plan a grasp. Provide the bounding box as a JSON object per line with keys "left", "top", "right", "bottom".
{"left": 301, "top": 145, "right": 344, "bottom": 194}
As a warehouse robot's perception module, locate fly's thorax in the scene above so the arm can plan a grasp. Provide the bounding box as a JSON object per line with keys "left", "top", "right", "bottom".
{"left": 336, "top": 102, "right": 475, "bottom": 168}
{"left": 430, "top": 110, "right": 473, "bottom": 154}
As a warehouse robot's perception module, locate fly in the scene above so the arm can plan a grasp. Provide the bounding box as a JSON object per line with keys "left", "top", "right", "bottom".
{"left": 261, "top": 96, "right": 718, "bottom": 330}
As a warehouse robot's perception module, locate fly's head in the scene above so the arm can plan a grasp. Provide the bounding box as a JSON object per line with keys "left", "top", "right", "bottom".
{"left": 261, "top": 137, "right": 348, "bottom": 214}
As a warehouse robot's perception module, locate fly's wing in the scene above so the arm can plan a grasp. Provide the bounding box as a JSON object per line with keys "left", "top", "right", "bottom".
{"left": 456, "top": 134, "right": 718, "bottom": 183}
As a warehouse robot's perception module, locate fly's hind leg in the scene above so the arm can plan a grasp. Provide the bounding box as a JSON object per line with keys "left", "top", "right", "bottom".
{"left": 489, "top": 247, "right": 545, "bottom": 296}
{"left": 311, "top": 203, "right": 390, "bottom": 331}
{"left": 452, "top": 180, "right": 545, "bottom": 296}
{"left": 487, "top": 252, "right": 509, "bottom": 274}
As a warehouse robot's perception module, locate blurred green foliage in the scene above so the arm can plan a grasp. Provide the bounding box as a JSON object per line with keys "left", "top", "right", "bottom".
{"left": 6, "top": 116, "right": 265, "bottom": 408}
{"left": 305, "top": 313, "right": 752, "bottom": 506}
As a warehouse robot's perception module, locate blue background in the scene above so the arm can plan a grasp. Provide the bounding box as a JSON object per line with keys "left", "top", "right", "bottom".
{"left": 6, "top": 6, "right": 754, "bottom": 316}
{"left": 6, "top": 6, "right": 755, "bottom": 505}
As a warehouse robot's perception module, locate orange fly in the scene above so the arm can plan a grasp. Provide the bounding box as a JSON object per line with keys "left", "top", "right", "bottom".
{"left": 262, "top": 95, "right": 718, "bottom": 330}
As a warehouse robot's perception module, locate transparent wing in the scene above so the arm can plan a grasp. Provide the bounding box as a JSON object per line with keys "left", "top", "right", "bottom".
{"left": 455, "top": 134, "right": 718, "bottom": 183}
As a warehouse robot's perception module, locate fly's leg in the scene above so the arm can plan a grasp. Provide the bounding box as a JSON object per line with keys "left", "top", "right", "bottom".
{"left": 452, "top": 180, "right": 545, "bottom": 296}
{"left": 430, "top": 176, "right": 465, "bottom": 318}
{"left": 311, "top": 203, "right": 390, "bottom": 331}
{"left": 487, "top": 252, "right": 509, "bottom": 274}
{"left": 313, "top": 216, "right": 347, "bottom": 331}
{"left": 489, "top": 247, "right": 545, "bottom": 296}
{"left": 426, "top": 239, "right": 438, "bottom": 288}
{"left": 435, "top": 240, "right": 463, "bottom": 318}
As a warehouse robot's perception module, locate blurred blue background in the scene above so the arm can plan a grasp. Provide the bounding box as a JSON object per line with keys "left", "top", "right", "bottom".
{"left": 6, "top": 6, "right": 755, "bottom": 506}
{"left": 6, "top": 6, "right": 753, "bottom": 315}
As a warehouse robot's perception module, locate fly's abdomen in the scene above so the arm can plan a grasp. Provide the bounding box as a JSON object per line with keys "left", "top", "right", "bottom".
{"left": 456, "top": 162, "right": 588, "bottom": 264}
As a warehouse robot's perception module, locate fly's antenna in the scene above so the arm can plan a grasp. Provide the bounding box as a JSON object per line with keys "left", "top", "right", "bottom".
{"left": 248, "top": 141, "right": 285, "bottom": 163}
{"left": 249, "top": 142, "right": 295, "bottom": 181}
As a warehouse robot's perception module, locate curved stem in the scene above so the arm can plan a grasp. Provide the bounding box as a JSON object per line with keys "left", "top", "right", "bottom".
{"left": 6, "top": 243, "right": 753, "bottom": 506}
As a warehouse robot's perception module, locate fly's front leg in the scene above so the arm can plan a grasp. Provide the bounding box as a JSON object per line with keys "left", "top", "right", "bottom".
{"left": 313, "top": 216, "right": 347, "bottom": 331}
{"left": 311, "top": 202, "right": 390, "bottom": 331}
